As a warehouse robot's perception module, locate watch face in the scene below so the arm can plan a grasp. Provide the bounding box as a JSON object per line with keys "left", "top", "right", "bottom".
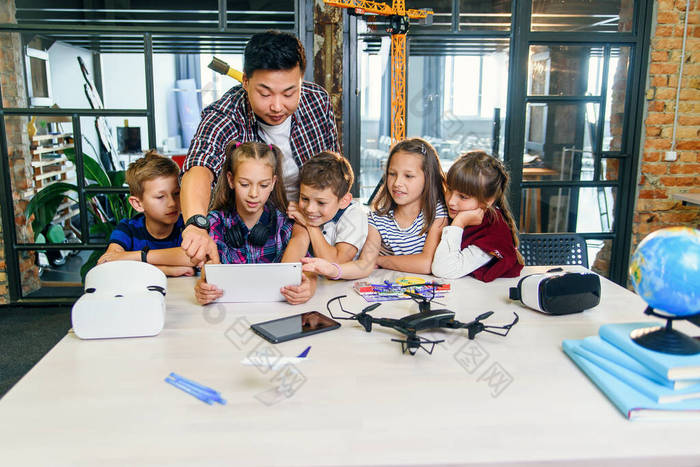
{"left": 188, "top": 215, "right": 209, "bottom": 229}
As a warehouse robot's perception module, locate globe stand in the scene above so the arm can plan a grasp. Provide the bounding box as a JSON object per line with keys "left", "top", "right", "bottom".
{"left": 631, "top": 306, "right": 700, "bottom": 355}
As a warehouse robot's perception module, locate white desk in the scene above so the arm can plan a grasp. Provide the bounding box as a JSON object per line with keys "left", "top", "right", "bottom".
{"left": 1, "top": 267, "right": 699, "bottom": 465}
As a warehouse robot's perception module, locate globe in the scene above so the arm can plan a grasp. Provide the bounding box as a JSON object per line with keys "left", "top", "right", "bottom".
{"left": 629, "top": 226, "right": 700, "bottom": 317}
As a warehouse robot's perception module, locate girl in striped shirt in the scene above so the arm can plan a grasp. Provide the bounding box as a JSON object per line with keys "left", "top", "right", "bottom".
{"left": 302, "top": 138, "right": 448, "bottom": 279}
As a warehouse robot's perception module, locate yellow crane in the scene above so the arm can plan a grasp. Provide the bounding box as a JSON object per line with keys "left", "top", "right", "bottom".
{"left": 324, "top": 0, "right": 433, "bottom": 144}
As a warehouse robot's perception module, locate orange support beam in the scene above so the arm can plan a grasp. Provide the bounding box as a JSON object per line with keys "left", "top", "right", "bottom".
{"left": 323, "top": 0, "right": 432, "bottom": 145}
{"left": 390, "top": 33, "right": 406, "bottom": 144}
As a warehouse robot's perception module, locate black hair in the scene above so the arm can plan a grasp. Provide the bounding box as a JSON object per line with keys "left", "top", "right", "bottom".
{"left": 243, "top": 30, "right": 306, "bottom": 78}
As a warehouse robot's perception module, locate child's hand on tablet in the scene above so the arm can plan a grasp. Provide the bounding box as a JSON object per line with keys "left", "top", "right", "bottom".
{"left": 281, "top": 272, "right": 316, "bottom": 305}
{"left": 194, "top": 276, "right": 223, "bottom": 305}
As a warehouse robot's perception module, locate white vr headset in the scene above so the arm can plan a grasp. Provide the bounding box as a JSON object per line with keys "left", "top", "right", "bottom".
{"left": 72, "top": 261, "right": 167, "bottom": 339}
{"left": 509, "top": 270, "right": 601, "bottom": 315}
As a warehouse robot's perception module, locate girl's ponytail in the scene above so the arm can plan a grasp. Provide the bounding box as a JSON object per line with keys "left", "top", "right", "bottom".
{"left": 209, "top": 140, "right": 239, "bottom": 212}
{"left": 492, "top": 162, "right": 524, "bottom": 265}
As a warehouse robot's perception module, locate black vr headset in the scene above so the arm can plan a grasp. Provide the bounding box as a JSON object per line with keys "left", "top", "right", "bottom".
{"left": 509, "top": 270, "right": 601, "bottom": 315}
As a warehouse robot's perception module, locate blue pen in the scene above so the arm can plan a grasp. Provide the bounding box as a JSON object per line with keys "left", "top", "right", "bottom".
{"left": 165, "top": 377, "right": 214, "bottom": 405}
{"left": 169, "top": 373, "right": 226, "bottom": 404}
{"left": 167, "top": 377, "right": 226, "bottom": 405}
{"left": 169, "top": 372, "right": 222, "bottom": 397}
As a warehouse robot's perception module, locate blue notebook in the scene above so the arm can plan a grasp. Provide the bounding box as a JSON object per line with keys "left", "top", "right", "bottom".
{"left": 581, "top": 336, "right": 700, "bottom": 390}
{"left": 599, "top": 322, "right": 700, "bottom": 381}
{"left": 572, "top": 341, "right": 700, "bottom": 403}
{"left": 563, "top": 340, "right": 700, "bottom": 420}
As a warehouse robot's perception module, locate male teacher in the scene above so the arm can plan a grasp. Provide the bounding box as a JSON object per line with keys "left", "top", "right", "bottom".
{"left": 180, "top": 30, "right": 340, "bottom": 265}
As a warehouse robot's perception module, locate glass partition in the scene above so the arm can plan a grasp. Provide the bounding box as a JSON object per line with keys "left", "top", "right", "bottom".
{"left": 459, "top": 0, "right": 512, "bottom": 31}
{"left": 531, "top": 0, "right": 633, "bottom": 32}
{"left": 520, "top": 186, "right": 616, "bottom": 234}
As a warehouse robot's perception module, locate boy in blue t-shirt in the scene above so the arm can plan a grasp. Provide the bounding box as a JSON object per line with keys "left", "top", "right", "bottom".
{"left": 97, "top": 151, "right": 195, "bottom": 276}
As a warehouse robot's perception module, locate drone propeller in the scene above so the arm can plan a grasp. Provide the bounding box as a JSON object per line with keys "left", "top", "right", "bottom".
{"left": 363, "top": 303, "right": 382, "bottom": 313}
{"left": 403, "top": 283, "right": 446, "bottom": 312}
{"left": 475, "top": 311, "right": 495, "bottom": 322}
{"left": 391, "top": 333, "right": 445, "bottom": 355}
{"left": 448, "top": 311, "right": 519, "bottom": 339}
{"left": 404, "top": 291, "right": 432, "bottom": 313}
{"left": 403, "top": 291, "right": 425, "bottom": 301}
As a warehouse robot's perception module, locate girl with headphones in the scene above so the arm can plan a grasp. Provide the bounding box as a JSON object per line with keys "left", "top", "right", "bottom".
{"left": 195, "top": 141, "right": 312, "bottom": 305}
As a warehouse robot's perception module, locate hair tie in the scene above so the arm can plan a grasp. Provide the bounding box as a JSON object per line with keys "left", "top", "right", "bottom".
{"left": 235, "top": 141, "right": 242, "bottom": 148}
{"left": 269, "top": 144, "right": 274, "bottom": 151}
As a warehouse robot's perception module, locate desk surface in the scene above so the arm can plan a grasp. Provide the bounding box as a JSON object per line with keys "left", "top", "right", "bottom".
{"left": 1, "top": 267, "right": 699, "bottom": 466}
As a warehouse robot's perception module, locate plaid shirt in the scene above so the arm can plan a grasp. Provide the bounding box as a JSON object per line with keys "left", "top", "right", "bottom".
{"left": 208, "top": 205, "right": 293, "bottom": 264}
{"left": 185, "top": 82, "right": 340, "bottom": 179}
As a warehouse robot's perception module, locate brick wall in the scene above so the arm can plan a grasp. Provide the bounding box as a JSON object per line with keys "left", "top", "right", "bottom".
{"left": 634, "top": 0, "right": 700, "bottom": 250}
{"left": 0, "top": 0, "right": 40, "bottom": 302}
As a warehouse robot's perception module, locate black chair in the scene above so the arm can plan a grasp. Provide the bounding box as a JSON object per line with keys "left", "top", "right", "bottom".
{"left": 518, "top": 234, "right": 589, "bottom": 268}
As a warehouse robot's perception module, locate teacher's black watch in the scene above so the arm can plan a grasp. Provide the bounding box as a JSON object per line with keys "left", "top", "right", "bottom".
{"left": 185, "top": 214, "right": 210, "bottom": 232}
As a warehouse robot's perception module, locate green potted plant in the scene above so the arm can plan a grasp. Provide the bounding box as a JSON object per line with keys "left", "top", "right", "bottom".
{"left": 25, "top": 148, "right": 134, "bottom": 279}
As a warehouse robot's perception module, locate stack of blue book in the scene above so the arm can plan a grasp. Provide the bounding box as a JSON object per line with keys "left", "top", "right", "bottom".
{"left": 563, "top": 322, "right": 700, "bottom": 420}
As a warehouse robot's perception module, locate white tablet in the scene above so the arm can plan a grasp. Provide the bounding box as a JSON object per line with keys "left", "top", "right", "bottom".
{"left": 204, "top": 263, "right": 302, "bottom": 303}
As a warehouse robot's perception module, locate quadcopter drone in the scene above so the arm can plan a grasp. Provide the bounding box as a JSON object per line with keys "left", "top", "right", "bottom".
{"left": 326, "top": 283, "right": 519, "bottom": 355}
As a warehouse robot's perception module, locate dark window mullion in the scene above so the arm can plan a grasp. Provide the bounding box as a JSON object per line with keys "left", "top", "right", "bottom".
{"left": 503, "top": 0, "right": 532, "bottom": 224}
{"left": 144, "top": 33, "right": 155, "bottom": 148}
{"left": 522, "top": 179, "right": 620, "bottom": 188}
{"left": 84, "top": 187, "right": 129, "bottom": 194}
{"left": 593, "top": 44, "right": 611, "bottom": 181}
{"left": 525, "top": 95, "right": 604, "bottom": 103}
{"left": 15, "top": 243, "right": 108, "bottom": 251}
{"left": 71, "top": 114, "right": 90, "bottom": 245}
{"left": 452, "top": 0, "right": 460, "bottom": 32}
{"left": 609, "top": 0, "right": 654, "bottom": 284}
{"left": 1, "top": 108, "right": 147, "bottom": 116}
{"left": 218, "top": 0, "right": 226, "bottom": 31}
{"left": 528, "top": 31, "right": 638, "bottom": 43}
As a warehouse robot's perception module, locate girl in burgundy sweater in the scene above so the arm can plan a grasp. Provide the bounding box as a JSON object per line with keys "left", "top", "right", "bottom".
{"left": 431, "top": 151, "right": 524, "bottom": 282}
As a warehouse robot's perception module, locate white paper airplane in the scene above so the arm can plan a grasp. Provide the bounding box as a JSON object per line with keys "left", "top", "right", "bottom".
{"left": 240, "top": 346, "right": 310, "bottom": 371}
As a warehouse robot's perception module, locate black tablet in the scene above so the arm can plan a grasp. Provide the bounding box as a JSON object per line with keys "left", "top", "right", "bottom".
{"left": 251, "top": 311, "right": 341, "bottom": 344}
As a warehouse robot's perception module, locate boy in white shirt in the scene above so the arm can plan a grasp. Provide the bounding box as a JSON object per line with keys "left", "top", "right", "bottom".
{"left": 282, "top": 152, "right": 368, "bottom": 266}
